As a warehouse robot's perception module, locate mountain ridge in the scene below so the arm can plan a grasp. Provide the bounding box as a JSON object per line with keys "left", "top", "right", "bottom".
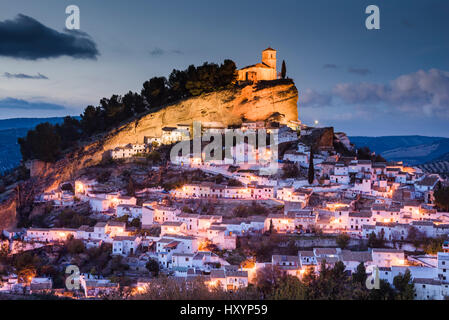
{"left": 350, "top": 135, "right": 449, "bottom": 166}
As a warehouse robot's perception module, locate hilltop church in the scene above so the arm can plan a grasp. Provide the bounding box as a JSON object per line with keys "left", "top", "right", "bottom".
{"left": 237, "top": 47, "right": 278, "bottom": 82}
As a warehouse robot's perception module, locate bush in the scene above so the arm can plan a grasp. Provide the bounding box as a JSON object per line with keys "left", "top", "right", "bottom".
{"left": 282, "top": 163, "right": 300, "bottom": 179}
{"left": 435, "top": 187, "right": 449, "bottom": 211}
{"left": 66, "top": 238, "right": 86, "bottom": 254}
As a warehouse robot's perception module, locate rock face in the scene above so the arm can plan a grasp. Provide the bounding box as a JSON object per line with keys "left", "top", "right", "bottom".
{"left": 0, "top": 197, "right": 16, "bottom": 229}
{"left": 105, "top": 79, "right": 298, "bottom": 148}
{"left": 27, "top": 80, "right": 299, "bottom": 191}
{"left": 300, "top": 127, "right": 335, "bottom": 149}
{"left": 334, "top": 132, "right": 355, "bottom": 152}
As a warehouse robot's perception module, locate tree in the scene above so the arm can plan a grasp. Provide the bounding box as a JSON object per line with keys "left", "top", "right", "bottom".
{"left": 435, "top": 187, "right": 449, "bottom": 211}
{"left": 352, "top": 262, "right": 367, "bottom": 286}
{"left": 147, "top": 151, "right": 161, "bottom": 163}
{"left": 305, "top": 260, "right": 352, "bottom": 300}
{"left": 308, "top": 149, "right": 315, "bottom": 185}
{"left": 142, "top": 77, "right": 168, "bottom": 109}
{"left": 368, "top": 279, "right": 396, "bottom": 300}
{"left": 146, "top": 259, "right": 160, "bottom": 277}
{"left": 368, "top": 231, "right": 385, "bottom": 248}
{"left": 393, "top": 269, "right": 415, "bottom": 300}
{"left": 336, "top": 233, "right": 350, "bottom": 249}
{"left": 126, "top": 177, "right": 135, "bottom": 196}
{"left": 270, "top": 275, "right": 307, "bottom": 300}
{"left": 424, "top": 237, "right": 445, "bottom": 255}
{"left": 129, "top": 218, "right": 141, "bottom": 229}
{"left": 281, "top": 60, "right": 287, "bottom": 79}
{"left": 254, "top": 266, "right": 284, "bottom": 298}
{"left": 282, "top": 162, "right": 300, "bottom": 179}
{"left": 18, "top": 122, "right": 62, "bottom": 162}
{"left": 66, "top": 238, "right": 86, "bottom": 254}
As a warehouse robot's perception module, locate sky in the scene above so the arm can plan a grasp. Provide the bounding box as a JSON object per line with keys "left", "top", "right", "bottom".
{"left": 0, "top": 0, "right": 448, "bottom": 137}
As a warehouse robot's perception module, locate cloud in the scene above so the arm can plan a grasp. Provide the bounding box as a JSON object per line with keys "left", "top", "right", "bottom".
{"left": 332, "top": 69, "right": 449, "bottom": 117}
{"left": 0, "top": 98, "right": 66, "bottom": 110}
{"left": 323, "top": 64, "right": 338, "bottom": 69}
{"left": 347, "top": 67, "right": 372, "bottom": 76}
{"left": 332, "top": 82, "right": 386, "bottom": 104}
{"left": 300, "top": 88, "right": 332, "bottom": 108}
{"left": 0, "top": 14, "right": 99, "bottom": 60}
{"left": 301, "top": 69, "right": 449, "bottom": 118}
{"left": 150, "top": 47, "right": 184, "bottom": 56}
{"left": 150, "top": 48, "right": 165, "bottom": 56}
{"left": 4, "top": 72, "right": 48, "bottom": 80}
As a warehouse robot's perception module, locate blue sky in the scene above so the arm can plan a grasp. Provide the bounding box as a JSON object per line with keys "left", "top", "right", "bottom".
{"left": 0, "top": 0, "right": 448, "bottom": 137}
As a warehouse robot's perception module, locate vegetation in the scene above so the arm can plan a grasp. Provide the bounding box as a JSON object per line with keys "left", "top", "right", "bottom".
{"left": 435, "top": 186, "right": 449, "bottom": 211}
{"left": 356, "top": 147, "right": 386, "bottom": 163}
{"left": 124, "top": 277, "right": 258, "bottom": 300}
{"left": 336, "top": 233, "right": 350, "bottom": 249}
{"left": 368, "top": 231, "right": 386, "bottom": 248}
{"left": 308, "top": 149, "right": 315, "bottom": 184}
{"left": 18, "top": 60, "right": 237, "bottom": 162}
{"left": 393, "top": 270, "right": 415, "bottom": 300}
{"left": 233, "top": 202, "right": 269, "bottom": 218}
{"left": 252, "top": 261, "right": 414, "bottom": 300}
{"left": 54, "top": 209, "right": 96, "bottom": 229}
{"left": 146, "top": 259, "right": 160, "bottom": 277}
{"left": 282, "top": 162, "right": 300, "bottom": 179}
{"left": 281, "top": 60, "right": 287, "bottom": 79}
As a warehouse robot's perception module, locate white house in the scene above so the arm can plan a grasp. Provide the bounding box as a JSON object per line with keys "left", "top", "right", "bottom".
{"left": 112, "top": 236, "right": 141, "bottom": 256}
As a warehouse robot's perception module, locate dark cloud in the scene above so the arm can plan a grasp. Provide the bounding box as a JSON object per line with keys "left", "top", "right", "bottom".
{"left": 150, "top": 47, "right": 184, "bottom": 56}
{"left": 347, "top": 67, "right": 372, "bottom": 76}
{"left": 0, "top": 14, "right": 99, "bottom": 60}
{"left": 323, "top": 64, "right": 338, "bottom": 69}
{"left": 4, "top": 72, "right": 48, "bottom": 80}
{"left": 0, "top": 98, "right": 66, "bottom": 110}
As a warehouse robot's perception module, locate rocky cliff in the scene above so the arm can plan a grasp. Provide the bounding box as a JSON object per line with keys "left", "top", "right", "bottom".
{"left": 104, "top": 79, "right": 298, "bottom": 148}
{"left": 2, "top": 80, "right": 298, "bottom": 222}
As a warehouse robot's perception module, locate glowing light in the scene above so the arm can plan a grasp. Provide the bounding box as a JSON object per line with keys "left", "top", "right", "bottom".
{"left": 314, "top": 120, "right": 319, "bottom": 125}
{"left": 75, "top": 182, "right": 84, "bottom": 194}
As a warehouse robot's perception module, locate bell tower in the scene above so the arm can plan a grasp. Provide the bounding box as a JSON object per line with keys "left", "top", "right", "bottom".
{"left": 262, "top": 47, "right": 277, "bottom": 70}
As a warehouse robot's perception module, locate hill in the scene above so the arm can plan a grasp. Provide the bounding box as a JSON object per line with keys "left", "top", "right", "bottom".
{"left": 350, "top": 136, "right": 449, "bottom": 165}
{"left": 18, "top": 80, "right": 298, "bottom": 202}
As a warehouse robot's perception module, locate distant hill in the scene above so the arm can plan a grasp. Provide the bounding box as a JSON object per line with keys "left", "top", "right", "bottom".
{"left": 350, "top": 135, "right": 449, "bottom": 166}
{"left": 0, "top": 117, "right": 67, "bottom": 131}
{"left": 0, "top": 117, "right": 70, "bottom": 173}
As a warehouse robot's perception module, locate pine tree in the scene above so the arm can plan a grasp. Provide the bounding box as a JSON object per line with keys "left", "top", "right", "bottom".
{"left": 281, "top": 60, "right": 287, "bottom": 79}
{"left": 308, "top": 149, "right": 315, "bottom": 185}
{"left": 352, "top": 262, "right": 367, "bottom": 285}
